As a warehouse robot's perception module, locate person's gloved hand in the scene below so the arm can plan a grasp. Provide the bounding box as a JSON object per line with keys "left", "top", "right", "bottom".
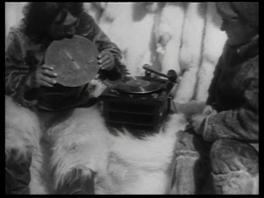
{"left": 190, "top": 106, "right": 217, "bottom": 135}
{"left": 97, "top": 50, "right": 115, "bottom": 71}
{"left": 190, "top": 114, "right": 207, "bottom": 135}
{"left": 27, "top": 64, "right": 57, "bottom": 88}
{"left": 170, "top": 100, "right": 207, "bottom": 116}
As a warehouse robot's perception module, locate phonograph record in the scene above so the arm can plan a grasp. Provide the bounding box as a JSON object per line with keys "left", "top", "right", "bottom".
{"left": 45, "top": 35, "right": 99, "bottom": 87}
{"left": 39, "top": 35, "right": 100, "bottom": 111}
{"left": 43, "top": 35, "right": 178, "bottom": 131}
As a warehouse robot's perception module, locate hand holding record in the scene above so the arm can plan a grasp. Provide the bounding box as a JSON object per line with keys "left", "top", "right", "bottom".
{"left": 26, "top": 64, "right": 58, "bottom": 88}
{"left": 97, "top": 50, "right": 115, "bottom": 71}
{"left": 45, "top": 35, "right": 99, "bottom": 87}
{"left": 35, "top": 64, "right": 58, "bottom": 87}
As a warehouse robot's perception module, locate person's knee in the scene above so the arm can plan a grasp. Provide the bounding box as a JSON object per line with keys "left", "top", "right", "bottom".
{"left": 5, "top": 96, "right": 42, "bottom": 143}
{"left": 5, "top": 148, "right": 32, "bottom": 194}
{"left": 173, "top": 131, "right": 210, "bottom": 159}
{"left": 5, "top": 97, "right": 42, "bottom": 194}
{"left": 55, "top": 168, "right": 95, "bottom": 194}
{"left": 5, "top": 98, "right": 41, "bottom": 163}
{"left": 210, "top": 139, "right": 258, "bottom": 176}
{"left": 170, "top": 131, "right": 211, "bottom": 194}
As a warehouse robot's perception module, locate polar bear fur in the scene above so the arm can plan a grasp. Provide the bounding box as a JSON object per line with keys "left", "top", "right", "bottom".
{"left": 5, "top": 2, "right": 26, "bottom": 39}
{"left": 5, "top": 95, "right": 187, "bottom": 194}
{"left": 195, "top": 3, "right": 227, "bottom": 102}
{"left": 49, "top": 106, "right": 187, "bottom": 194}
{"left": 174, "top": 3, "right": 206, "bottom": 103}
{"left": 98, "top": 2, "right": 159, "bottom": 76}
{"left": 5, "top": 96, "right": 49, "bottom": 194}
{"left": 154, "top": 2, "right": 186, "bottom": 75}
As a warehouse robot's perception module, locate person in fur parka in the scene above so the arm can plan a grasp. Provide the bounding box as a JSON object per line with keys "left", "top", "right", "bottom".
{"left": 5, "top": 2, "right": 127, "bottom": 194}
{"left": 171, "top": 2, "right": 258, "bottom": 194}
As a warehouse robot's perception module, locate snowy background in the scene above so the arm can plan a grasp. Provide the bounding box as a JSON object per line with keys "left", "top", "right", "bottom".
{"left": 5, "top": 2, "right": 227, "bottom": 103}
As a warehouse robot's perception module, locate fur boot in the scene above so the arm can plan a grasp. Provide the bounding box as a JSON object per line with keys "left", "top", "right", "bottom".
{"left": 212, "top": 171, "right": 259, "bottom": 194}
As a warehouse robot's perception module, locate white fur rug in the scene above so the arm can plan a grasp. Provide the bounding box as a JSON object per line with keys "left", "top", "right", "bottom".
{"left": 5, "top": 96, "right": 187, "bottom": 194}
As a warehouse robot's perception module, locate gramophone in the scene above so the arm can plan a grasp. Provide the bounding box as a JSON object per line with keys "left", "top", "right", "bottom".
{"left": 42, "top": 35, "right": 178, "bottom": 132}
{"left": 101, "top": 65, "right": 178, "bottom": 131}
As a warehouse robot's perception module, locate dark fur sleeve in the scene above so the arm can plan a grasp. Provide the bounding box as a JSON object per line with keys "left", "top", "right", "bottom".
{"left": 203, "top": 56, "right": 259, "bottom": 143}
{"left": 5, "top": 29, "right": 38, "bottom": 108}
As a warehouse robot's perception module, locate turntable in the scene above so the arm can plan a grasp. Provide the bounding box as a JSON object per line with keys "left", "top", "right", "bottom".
{"left": 101, "top": 65, "right": 178, "bottom": 131}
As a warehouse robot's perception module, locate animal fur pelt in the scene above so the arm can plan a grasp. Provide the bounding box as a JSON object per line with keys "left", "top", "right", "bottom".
{"left": 5, "top": 2, "right": 26, "bottom": 39}
{"left": 5, "top": 95, "right": 187, "bottom": 194}
{"left": 154, "top": 2, "right": 185, "bottom": 75}
{"left": 98, "top": 2, "right": 159, "bottom": 76}
{"left": 5, "top": 96, "right": 49, "bottom": 194}
{"left": 194, "top": 2, "right": 227, "bottom": 102}
{"left": 175, "top": 3, "right": 206, "bottom": 103}
{"left": 49, "top": 106, "right": 187, "bottom": 194}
